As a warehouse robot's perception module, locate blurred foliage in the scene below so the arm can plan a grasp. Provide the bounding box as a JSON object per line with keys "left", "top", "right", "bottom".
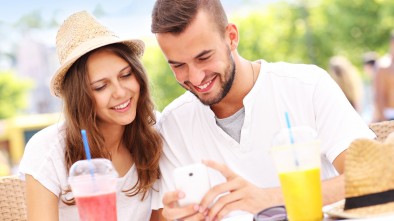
{"left": 0, "top": 71, "right": 33, "bottom": 119}
{"left": 14, "top": 10, "right": 45, "bottom": 29}
{"left": 3, "top": 0, "right": 394, "bottom": 113}
{"left": 93, "top": 4, "right": 107, "bottom": 18}
{"left": 14, "top": 10, "right": 58, "bottom": 29}
{"left": 236, "top": 0, "right": 394, "bottom": 75}
{"left": 143, "top": 0, "right": 394, "bottom": 110}
{"left": 142, "top": 40, "right": 186, "bottom": 111}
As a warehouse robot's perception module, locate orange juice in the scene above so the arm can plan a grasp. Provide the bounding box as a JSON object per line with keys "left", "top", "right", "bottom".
{"left": 279, "top": 167, "right": 322, "bottom": 221}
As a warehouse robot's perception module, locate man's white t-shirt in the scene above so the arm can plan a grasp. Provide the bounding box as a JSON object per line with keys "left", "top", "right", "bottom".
{"left": 152, "top": 60, "right": 376, "bottom": 209}
{"left": 19, "top": 122, "right": 156, "bottom": 221}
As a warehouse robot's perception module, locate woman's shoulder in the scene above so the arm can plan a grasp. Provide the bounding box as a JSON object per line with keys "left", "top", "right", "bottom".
{"left": 19, "top": 121, "right": 68, "bottom": 197}
{"left": 26, "top": 121, "right": 66, "bottom": 147}
{"left": 21, "top": 121, "right": 67, "bottom": 164}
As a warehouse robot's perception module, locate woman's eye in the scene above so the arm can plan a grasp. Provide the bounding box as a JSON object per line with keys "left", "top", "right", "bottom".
{"left": 121, "top": 72, "right": 132, "bottom": 78}
{"left": 94, "top": 85, "right": 106, "bottom": 91}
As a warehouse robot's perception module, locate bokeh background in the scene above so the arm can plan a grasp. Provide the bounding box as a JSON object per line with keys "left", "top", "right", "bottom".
{"left": 1, "top": 0, "right": 394, "bottom": 175}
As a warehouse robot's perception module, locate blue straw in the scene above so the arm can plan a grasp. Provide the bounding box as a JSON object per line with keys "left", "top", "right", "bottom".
{"left": 285, "top": 112, "right": 295, "bottom": 144}
{"left": 81, "top": 130, "right": 92, "bottom": 160}
{"left": 285, "top": 112, "right": 299, "bottom": 167}
{"left": 81, "top": 129, "right": 95, "bottom": 177}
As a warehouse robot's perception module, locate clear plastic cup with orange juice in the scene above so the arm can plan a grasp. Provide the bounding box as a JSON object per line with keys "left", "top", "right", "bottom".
{"left": 271, "top": 126, "right": 323, "bottom": 221}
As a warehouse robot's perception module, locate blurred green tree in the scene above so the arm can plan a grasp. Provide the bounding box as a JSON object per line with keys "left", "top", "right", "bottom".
{"left": 235, "top": 0, "right": 394, "bottom": 75}
{"left": 0, "top": 71, "right": 33, "bottom": 119}
{"left": 14, "top": 10, "right": 44, "bottom": 29}
{"left": 142, "top": 40, "right": 186, "bottom": 111}
{"left": 314, "top": 0, "right": 394, "bottom": 68}
{"left": 138, "top": 0, "right": 394, "bottom": 111}
{"left": 14, "top": 10, "right": 58, "bottom": 29}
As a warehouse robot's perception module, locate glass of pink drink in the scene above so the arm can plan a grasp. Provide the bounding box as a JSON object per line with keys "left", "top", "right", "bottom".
{"left": 69, "top": 158, "right": 118, "bottom": 221}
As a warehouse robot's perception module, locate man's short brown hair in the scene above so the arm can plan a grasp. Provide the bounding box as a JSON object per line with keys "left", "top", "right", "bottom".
{"left": 151, "top": 0, "right": 228, "bottom": 36}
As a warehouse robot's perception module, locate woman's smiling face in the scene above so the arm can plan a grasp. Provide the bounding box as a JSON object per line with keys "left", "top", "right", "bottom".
{"left": 87, "top": 49, "right": 140, "bottom": 127}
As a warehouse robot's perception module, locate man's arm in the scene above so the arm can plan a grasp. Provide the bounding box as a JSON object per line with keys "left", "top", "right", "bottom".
{"left": 322, "top": 149, "right": 346, "bottom": 205}
{"left": 199, "top": 157, "right": 346, "bottom": 221}
{"left": 160, "top": 157, "right": 346, "bottom": 221}
{"left": 322, "top": 175, "right": 345, "bottom": 205}
{"left": 159, "top": 125, "right": 349, "bottom": 221}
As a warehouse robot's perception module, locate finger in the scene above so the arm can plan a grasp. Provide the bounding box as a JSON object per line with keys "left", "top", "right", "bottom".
{"left": 162, "top": 190, "right": 184, "bottom": 207}
{"left": 215, "top": 200, "right": 247, "bottom": 221}
{"left": 199, "top": 177, "right": 242, "bottom": 212}
{"left": 202, "top": 160, "right": 237, "bottom": 180}
{"left": 180, "top": 210, "right": 207, "bottom": 221}
{"left": 162, "top": 190, "right": 201, "bottom": 220}
{"left": 162, "top": 203, "right": 200, "bottom": 220}
{"left": 207, "top": 189, "right": 243, "bottom": 219}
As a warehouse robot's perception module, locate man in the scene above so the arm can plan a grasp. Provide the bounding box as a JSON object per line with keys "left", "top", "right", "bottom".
{"left": 151, "top": 0, "right": 376, "bottom": 220}
{"left": 362, "top": 51, "right": 379, "bottom": 122}
{"left": 375, "top": 32, "right": 394, "bottom": 121}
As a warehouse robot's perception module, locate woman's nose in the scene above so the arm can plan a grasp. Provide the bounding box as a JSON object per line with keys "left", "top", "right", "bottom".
{"left": 112, "top": 82, "right": 126, "bottom": 98}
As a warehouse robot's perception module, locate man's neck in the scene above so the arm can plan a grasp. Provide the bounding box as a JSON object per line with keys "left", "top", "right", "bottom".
{"left": 211, "top": 58, "right": 259, "bottom": 118}
{"left": 211, "top": 102, "right": 244, "bottom": 119}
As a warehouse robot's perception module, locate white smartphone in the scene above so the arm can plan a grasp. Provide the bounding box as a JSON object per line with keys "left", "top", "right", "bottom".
{"left": 173, "top": 163, "right": 211, "bottom": 207}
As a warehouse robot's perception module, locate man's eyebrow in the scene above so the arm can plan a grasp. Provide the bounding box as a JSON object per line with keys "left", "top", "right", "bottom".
{"left": 168, "top": 50, "right": 213, "bottom": 65}
{"left": 168, "top": 60, "right": 182, "bottom": 65}
{"left": 195, "top": 50, "right": 212, "bottom": 58}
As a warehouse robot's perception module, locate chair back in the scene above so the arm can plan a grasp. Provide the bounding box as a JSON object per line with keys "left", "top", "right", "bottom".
{"left": 0, "top": 175, "right": 27, "bottom": 221}
{"left": 369, "top": 120, "right": 394, "bottom": 142}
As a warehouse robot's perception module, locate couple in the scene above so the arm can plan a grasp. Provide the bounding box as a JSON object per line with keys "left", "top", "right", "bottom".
{"left": 19, "top": 0, "right": 375, "bottom": 220}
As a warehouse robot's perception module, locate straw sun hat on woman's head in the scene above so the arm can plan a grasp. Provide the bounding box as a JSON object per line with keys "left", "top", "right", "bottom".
{"left": 324, "top": 132, "right": 394, "bottom": 218}
{"left": 50, "top": 10, "right": 145, "bottom": 97}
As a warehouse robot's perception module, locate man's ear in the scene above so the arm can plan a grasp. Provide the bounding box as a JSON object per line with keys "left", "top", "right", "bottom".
{"left": 226, "top": 23, "right": 239, "bottom": 50}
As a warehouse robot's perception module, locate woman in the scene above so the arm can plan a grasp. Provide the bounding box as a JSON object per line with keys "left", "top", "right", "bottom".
{"left": 328, "top": 55, "right": 364, "bottom": 113}
{"left": 18, "top": 11, "right": 163, "bottom": 221}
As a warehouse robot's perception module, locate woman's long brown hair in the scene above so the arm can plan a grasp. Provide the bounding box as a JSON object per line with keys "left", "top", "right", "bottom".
{"left": 61, "top": 43, "right": 162, "bottom": 202}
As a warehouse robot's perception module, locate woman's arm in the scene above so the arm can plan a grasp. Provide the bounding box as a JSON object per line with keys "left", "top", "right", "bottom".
{"left": 25, "top": 174, "right": 59, "bottom": 221}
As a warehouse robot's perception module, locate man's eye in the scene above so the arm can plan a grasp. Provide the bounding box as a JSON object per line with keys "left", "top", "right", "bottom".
{"left": 173, "top": 64, "right": 184, "bottom": 68}
{"left": 199, "top": 56, "right": 210, "bottom": 61}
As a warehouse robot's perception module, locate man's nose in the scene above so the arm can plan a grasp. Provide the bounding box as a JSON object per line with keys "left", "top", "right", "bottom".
{"left": 187, "top": 65, "right": 205, "bottom": 86}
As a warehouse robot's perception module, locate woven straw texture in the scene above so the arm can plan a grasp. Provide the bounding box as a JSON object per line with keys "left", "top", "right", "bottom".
{"left": 369, "top": 120, "right": 394, "bottom": 142}
{"left": 345, "top": 138, "right": 394, "bottom": 199}
{"left": 324, "top": 200, "right": 394, "bottom": 219}
{"left": 50, "top": 11, "right": 144, "bottom": 97}
{"left": 325, "top": 134, "right": 394, "bottom": 218}
{"left": 0, "top": 176, "right": 27, "bottom": 221}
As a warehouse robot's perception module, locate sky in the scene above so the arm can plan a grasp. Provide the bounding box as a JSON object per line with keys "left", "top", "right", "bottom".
{"left": 0, "top": 0, "right": 277, "bottom": 70}
{"left": 0, "top": 0, "right": 274, "bottom": 42}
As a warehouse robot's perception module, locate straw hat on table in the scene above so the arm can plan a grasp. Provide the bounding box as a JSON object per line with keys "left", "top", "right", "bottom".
{"left": 323, "top": 132, "right": 394, "bottom": 218}
{"left": 50, "top": 10, "right": 144, "bottom": 97}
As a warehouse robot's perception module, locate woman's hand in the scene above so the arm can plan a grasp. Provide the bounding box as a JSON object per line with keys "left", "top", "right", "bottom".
{"left": 161, "top": 190, "right": 206, "bottom": 220}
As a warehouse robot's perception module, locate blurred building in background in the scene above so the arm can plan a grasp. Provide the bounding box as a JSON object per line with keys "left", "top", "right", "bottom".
{"left": 16, "top": 34, "right": 60, "bottom": 114}
{"left": 0, "top": 0, "right": 268, "bottom": 175}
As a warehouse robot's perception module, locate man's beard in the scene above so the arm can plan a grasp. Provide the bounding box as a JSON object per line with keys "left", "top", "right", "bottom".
{"left": 181, "top": 48, "right": 236, "bottom": 106}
